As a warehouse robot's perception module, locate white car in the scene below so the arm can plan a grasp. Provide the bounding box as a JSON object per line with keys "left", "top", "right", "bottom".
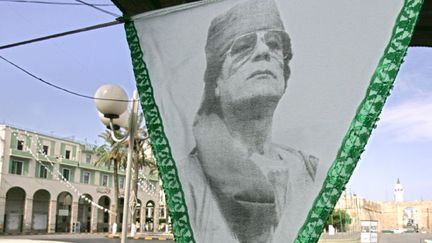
{"left": 392, "top": 228, "right": 406, "bottom": 234}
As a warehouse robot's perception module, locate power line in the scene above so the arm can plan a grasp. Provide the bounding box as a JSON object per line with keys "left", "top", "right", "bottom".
{"left": 74, "top": 0, "right": 120, "bottom": 17}
{"left": 0, "top": 19, "right": 123, "bottom": 50}
{"left": 0, "top": 55, "right": 131, "bottom": 102}
{"left": 0, "top": 0, "right": 114, "bottom": 6}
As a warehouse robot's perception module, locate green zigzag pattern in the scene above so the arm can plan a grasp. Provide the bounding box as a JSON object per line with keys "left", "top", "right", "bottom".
{"left": 294, "top": 0, "right": 423, "bottom": 242}
{"left": 124, "top": 21, "right": 196, "bottom": 243}
{"left": 122, "top": 0, "right": 423, "bottom": 242}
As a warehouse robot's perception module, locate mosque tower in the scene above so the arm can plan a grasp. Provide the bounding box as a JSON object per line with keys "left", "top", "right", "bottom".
{"left": 394, "top": 178, "right": 404, "bottom": 202}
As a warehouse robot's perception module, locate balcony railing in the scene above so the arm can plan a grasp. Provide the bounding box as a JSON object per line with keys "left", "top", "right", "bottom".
{"left": 36, "top": 153, "right": 57, "bottom": 162}
{"left": 10, "top": 148, "right": 32, "bottom": 159}
{"left": 60, "top": 158, "right": 79, "bottom": 166}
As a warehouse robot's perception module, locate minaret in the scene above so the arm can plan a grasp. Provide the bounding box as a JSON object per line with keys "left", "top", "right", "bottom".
{"left": 394, "top": 178, "right": 404, "bottom": 202}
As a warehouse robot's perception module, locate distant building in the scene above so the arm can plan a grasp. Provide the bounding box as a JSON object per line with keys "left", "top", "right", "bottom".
{"left": 394, "top": 178, "right": 404, "bottom": 202}
{"left": 334, "top": 180, "right": 432, "bottom": 233}
{"left": 0, "top": 124, "right": 170, "bottom": 234}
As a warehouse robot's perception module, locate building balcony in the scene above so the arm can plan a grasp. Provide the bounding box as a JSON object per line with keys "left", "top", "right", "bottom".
{"left": 9, "top": 148, "right": 32, "bottom": 159}
{"left": 60, "top": 158, "right": 79, "bottom": 166}
{"left": 36, "top": 153, "right": 57, "bottom": 162}
{"left": 81, "top": 163, "right": 114, "bottom": 173}
{"left": 79, "top": 162, "right": 96, "bottom": 170}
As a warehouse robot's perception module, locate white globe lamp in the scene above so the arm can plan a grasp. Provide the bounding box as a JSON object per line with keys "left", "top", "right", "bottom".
{"left": 94, "top": 84, "right": 129, "bottom": 119}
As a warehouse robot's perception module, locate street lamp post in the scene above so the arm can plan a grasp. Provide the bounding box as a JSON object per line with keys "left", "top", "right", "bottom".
{"left": 94, "top": 84, "right": 139, "bottom": 243}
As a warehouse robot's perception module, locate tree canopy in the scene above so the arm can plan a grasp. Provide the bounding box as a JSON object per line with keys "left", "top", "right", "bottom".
{"left": 326, "top": 209, "right": 352, "bottom": 232}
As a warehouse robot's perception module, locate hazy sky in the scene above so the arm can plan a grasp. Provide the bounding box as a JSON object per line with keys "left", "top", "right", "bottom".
{"left": 347, "top": 47, "right": 432, "bottom": 202}
{"left": 1, "top": 0, "right": 431, "bottom": 202}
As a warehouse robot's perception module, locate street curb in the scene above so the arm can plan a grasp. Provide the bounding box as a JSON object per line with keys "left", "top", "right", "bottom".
{"left": 0, "top": 232, "right": 107, "bottom": 236}
{"left": 107, "top": 234, "right": 174, "bottom": 241}
{"left": 141, "top": 236, "right": 172, "bottom": 240}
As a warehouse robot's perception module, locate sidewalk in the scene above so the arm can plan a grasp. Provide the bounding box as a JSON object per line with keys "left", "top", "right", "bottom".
{"left": 1, "top": 240, "right": 69, "bottom": 243}
{"left": 0, "top": 232, "right": 174, "bottom": 243}
{"left": 318, "top": 232, "right": 360, "bottom": 243}
{"left": 1, "top": 232, "right": 174, "bottom": 241}
{"left": 0, "top": 232, "right": 107, "bottom": 239}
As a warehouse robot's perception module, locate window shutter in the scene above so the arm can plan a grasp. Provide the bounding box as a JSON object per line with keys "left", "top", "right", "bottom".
{"left": 9, "top": 160, "right": 13, "bottom": 173}
{"left": 50, "top": 141, "right": 55, "bottom": 155}
{"left": 60, "top": 143, "right": 65, "bottom": 157}
{"left": 72, "top": 146, "right": 77, "bottom": 160}
{"left": 10, "top": 133, "right": 17, "bottom": 149}
{"left": 26, "top": 136, "right": 31, "bottom": 149}
{"left": 23, "top": 161, "right": 29, "bottom": 175}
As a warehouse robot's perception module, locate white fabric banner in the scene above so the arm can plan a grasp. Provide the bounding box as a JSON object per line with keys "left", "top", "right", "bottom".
{"left": 130, "top": 0, "right": 405, "bottom": 242}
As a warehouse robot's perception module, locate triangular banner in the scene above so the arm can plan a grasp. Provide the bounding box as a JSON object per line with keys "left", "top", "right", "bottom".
{"left": 117, "top": 0, "right": 423, "bottom": 242}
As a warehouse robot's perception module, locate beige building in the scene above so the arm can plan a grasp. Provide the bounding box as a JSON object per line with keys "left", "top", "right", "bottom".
{"left": 0, "top": 124, "right": 170, "bottom": 234}
{"left": 334, "top": 181, "right": 432, "bottom": 232}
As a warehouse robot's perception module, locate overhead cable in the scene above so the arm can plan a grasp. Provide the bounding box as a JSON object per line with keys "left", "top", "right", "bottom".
{"left": 74, "top": 0, "right": 120, "bottom": 17}
{"left": 0, "top": 55, "right": 131, "bottom": 102}
{"left": 0, "top": 19, "right": 123, "bottom": 50}
{"left": 0, "top": 0, "right": 114, "bottom": 6}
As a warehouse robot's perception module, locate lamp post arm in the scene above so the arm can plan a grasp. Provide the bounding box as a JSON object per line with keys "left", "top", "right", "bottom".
{"left": 108, "top": 120, "right": 129, "bottom": 143}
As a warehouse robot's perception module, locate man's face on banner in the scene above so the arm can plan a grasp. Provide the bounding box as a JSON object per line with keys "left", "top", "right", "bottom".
{"left": 216, "top": 30, "right": 288, "bottom": 107}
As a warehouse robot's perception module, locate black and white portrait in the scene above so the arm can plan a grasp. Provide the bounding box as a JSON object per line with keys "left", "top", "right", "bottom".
{"left": 132, "top": 0, "right": 405, "bottom": 242}
{"left": 183, "top": 0, "right": 318, "bottom": 242}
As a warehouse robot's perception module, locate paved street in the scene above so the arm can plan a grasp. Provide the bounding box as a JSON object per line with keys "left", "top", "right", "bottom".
{"left": 2, "top": 232, "right": 432, "bottom": 243}
{"left": 0, "top": 233, "right": 174, "bottom": 243}
{"left": 379, "top": 233, "right": 432, "bottom": 243}
{"left": 319, "top": 232, "right": 432, "bottom": 243}
{"left": 0, "top": 240, "right": 172, "bottom": 243}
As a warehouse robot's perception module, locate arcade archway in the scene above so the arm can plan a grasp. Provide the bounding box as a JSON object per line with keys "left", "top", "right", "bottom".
{"left": 55, "top": 192, "right": 72, "bottom": 232}
{"left": 77, "top": 194, "right": 92, "bottom": 232}
{"left": 97, "top": 196, "right": 111, "bottom": 232}
{"left": 32, "top": 189, "right": 50, "bottom": 232}
{"left": 144, "top": 200, "right": 155, "bottom": 232}
{"left": 4, "top": 187, "right": 26, "bottom": 233}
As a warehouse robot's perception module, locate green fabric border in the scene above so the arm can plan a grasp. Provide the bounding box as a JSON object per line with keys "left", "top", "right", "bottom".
{"left": 123, "top": 21, "right": 196, "bottom": 243}
{"left": 121, "top": 0, "right": 423, "bottom": 242}
{"left": 294, "top": 0, "right": 423, "bottom": 242}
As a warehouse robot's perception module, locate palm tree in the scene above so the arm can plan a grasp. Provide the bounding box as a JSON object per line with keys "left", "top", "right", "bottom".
{"left": 132, "top": 139, "right": 158, "bottom": 218}
{"left": 128, "top": 114, "right": 158, "bottom": 223}
{"left": 95, "top": 112, "right": 158, "bottom": 228}
{"left": 94, "top": 130, "right": 127, "bottom": 226}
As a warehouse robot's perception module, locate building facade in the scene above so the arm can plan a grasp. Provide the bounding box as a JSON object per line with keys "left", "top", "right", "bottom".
{"left": 0, "top": 124, "right": 170, "bottom": 234}
{"left": 334, "top": 180, "right": 432, "bottom": 233}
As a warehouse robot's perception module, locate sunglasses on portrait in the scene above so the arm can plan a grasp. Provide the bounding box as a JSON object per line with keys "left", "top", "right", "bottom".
{"left": 225, "top": 30, "right": 291, "bottom": 61}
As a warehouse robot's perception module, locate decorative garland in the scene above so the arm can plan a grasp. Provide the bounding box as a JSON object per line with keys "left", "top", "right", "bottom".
{"left": 19, "top": 131, "right": 117, "bottom": 215}
{"left": 131, "top": 166, "right": 157, "bottom": 195}
{"left": 137, "top": 177, "right": 156, "bottom": 195}
{"left": 294, "top": 0, "right": 423, "bottom": 242}
{"left": 10, "top": 130, "right": 116, "bottom": 215}
{"left": 11, "top": 129, "right": 161, "bottom": 218}
{"left": 10, "top": 128, "right": 173, "bottom": 237}
{"left": 122, "top": 0, "right": 423, "bottom": 242}
{"left": 23, "top": 130, "right": 156, "bottom": 197}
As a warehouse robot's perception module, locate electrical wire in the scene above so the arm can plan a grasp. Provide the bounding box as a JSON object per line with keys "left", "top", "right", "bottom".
{"left": 0, "top": 20, "right": 123, "bottom": 50}
{"left": 0, "top": 0, "right": 114, "bottom": 6}
{"left": 0, "top": 55, "right": 131, "bottom": 102}
{"left": 74, "top": 0, "right": 120, "bottom": 17}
